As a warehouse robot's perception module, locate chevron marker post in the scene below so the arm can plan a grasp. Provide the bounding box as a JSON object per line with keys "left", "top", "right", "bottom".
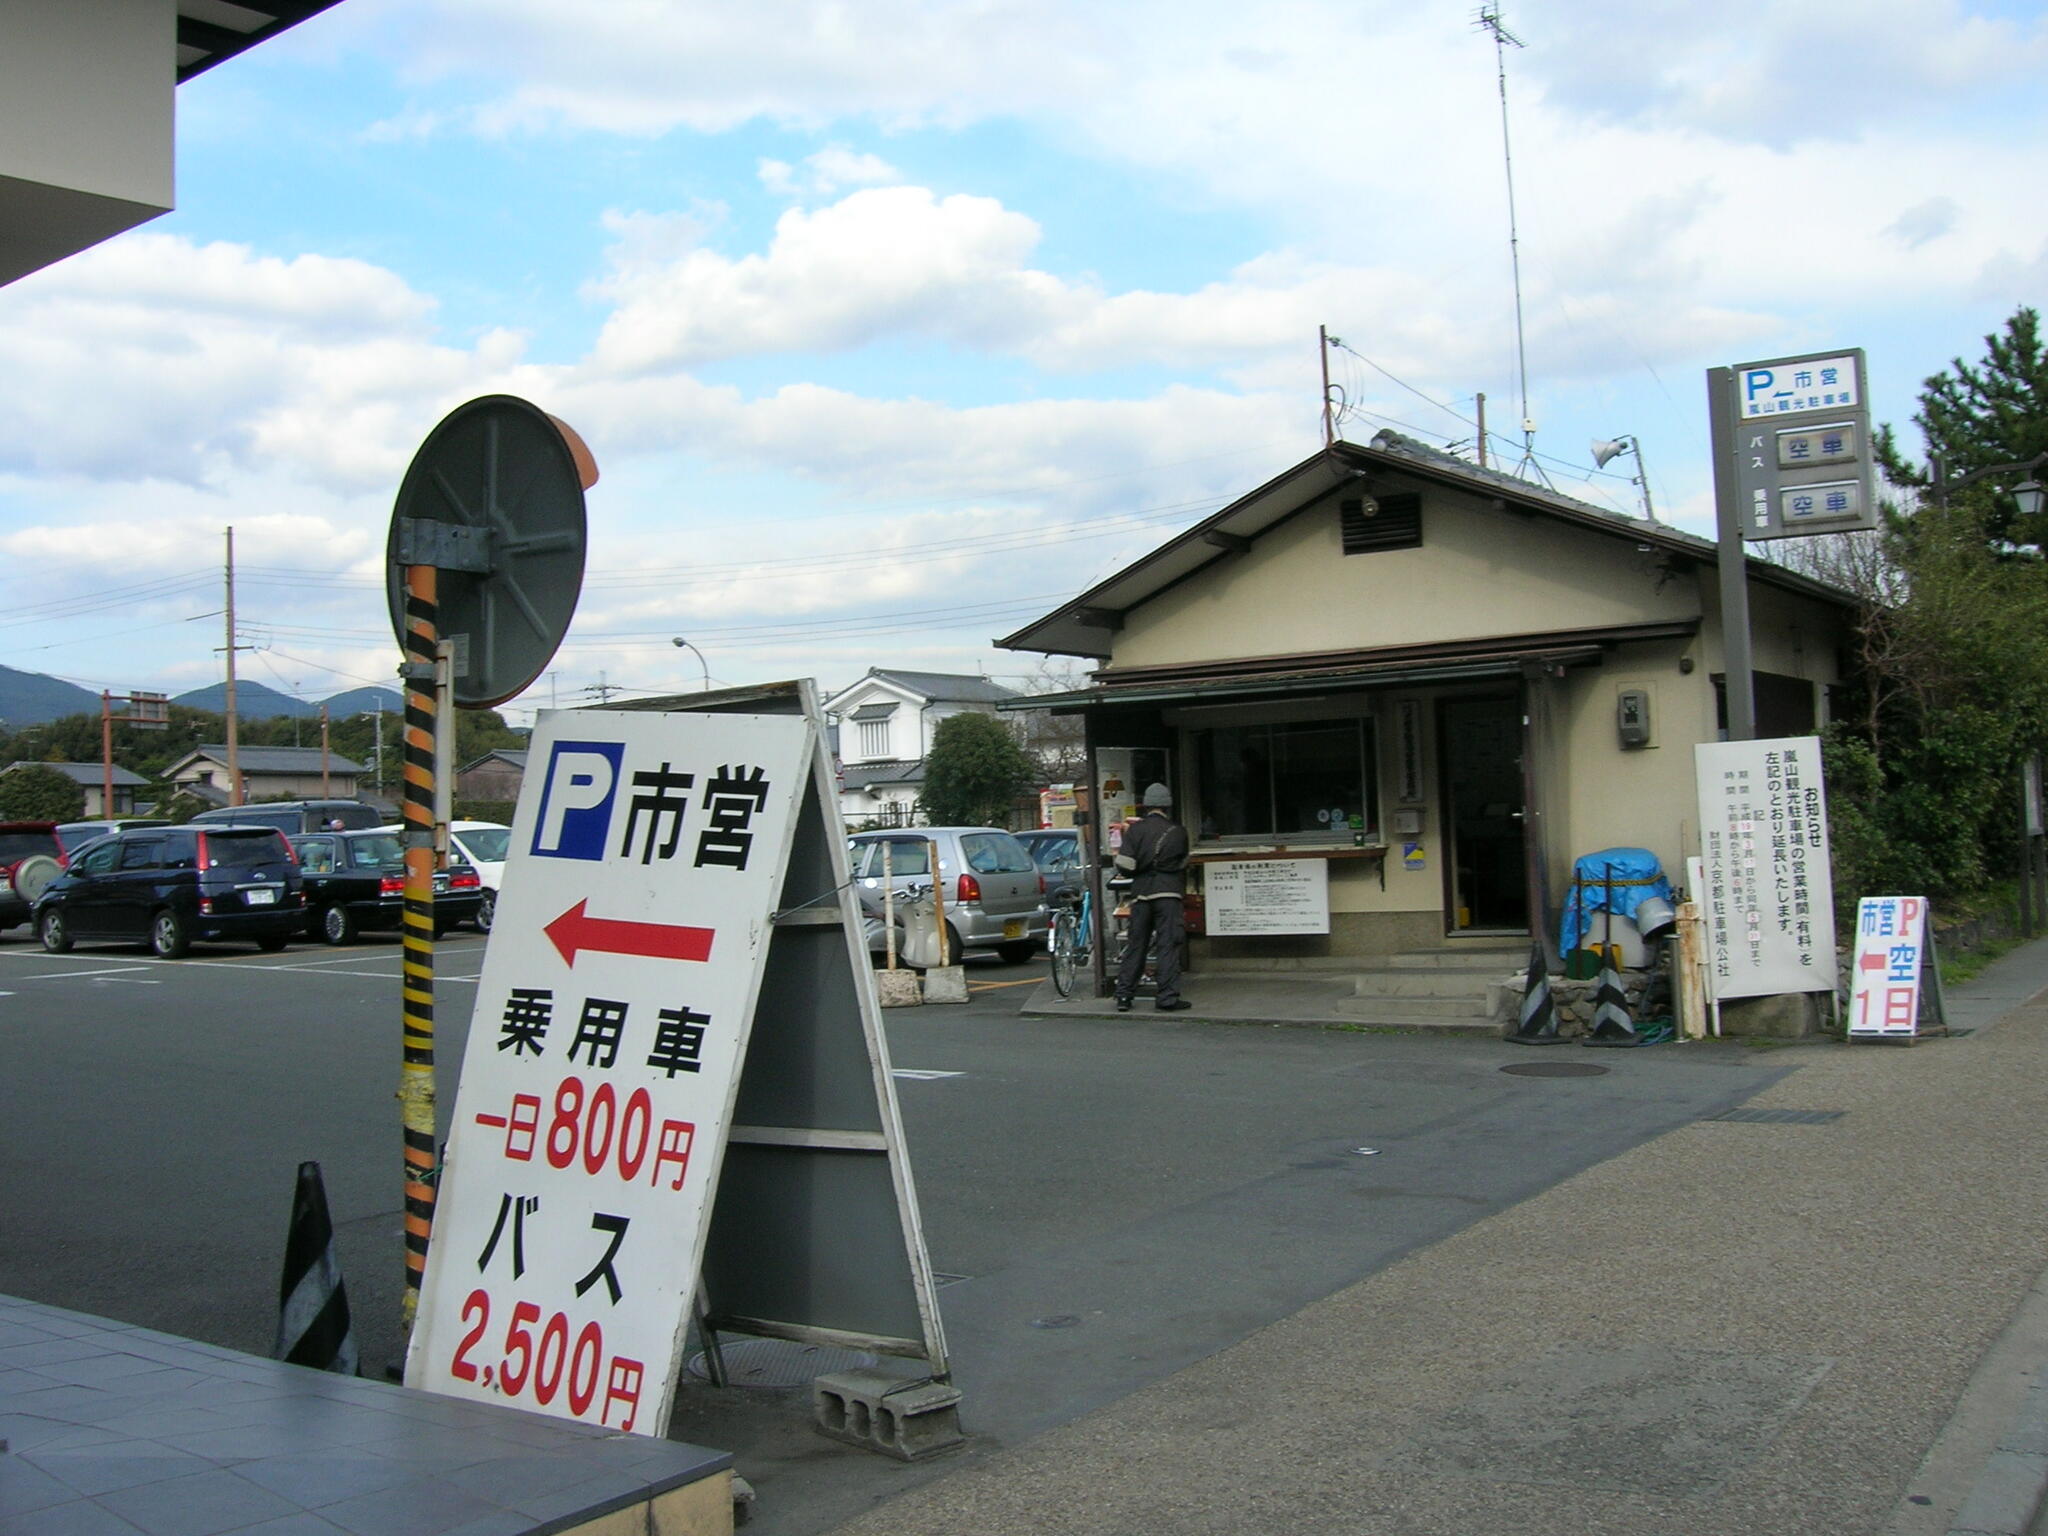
{"left": 1582, "top": 962, "right": 1641, "bottom": 1048}
{"left": 1506, "top": 943, "right": 1565, "bottom": 1044}
{"left": 275, "top": 1161, "right": 359, "bottom": 1375}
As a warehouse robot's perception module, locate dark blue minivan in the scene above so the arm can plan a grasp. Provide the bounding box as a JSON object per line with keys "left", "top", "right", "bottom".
{"left": 34, "top": 824, "right": 305, "bottom": 957}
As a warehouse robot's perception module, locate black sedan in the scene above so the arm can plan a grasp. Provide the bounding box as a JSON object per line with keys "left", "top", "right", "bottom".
{"left": 288, "top": 830, "right": 483, "bottom": 944}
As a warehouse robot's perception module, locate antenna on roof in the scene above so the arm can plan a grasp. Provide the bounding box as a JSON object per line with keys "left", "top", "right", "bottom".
{"left": 1474, "top": 5, "right": 1551, "bottom": 489}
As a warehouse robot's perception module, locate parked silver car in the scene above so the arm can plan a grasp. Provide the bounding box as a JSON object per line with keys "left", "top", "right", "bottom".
{"left": 848, "top": 827, "right": 1049, "bottom": 964}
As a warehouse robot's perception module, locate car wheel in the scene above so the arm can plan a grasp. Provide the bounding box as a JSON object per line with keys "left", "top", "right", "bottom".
{"left": 997, "top": 939, "right": 1038, "bottom": 965}
{"left": 256, "top": 933, "right": 290, "bottom": 953}
{"left": 320, "top": 904, "right": 357, "bottom": 946}
{"left": 38, "top": 908, "right": 72, "bottom": 954}
{"left": 476, "top": 888, "right": 495, "bottom": 934}
{"left": 150, "top": 908, "right": 191, "bottom": 959}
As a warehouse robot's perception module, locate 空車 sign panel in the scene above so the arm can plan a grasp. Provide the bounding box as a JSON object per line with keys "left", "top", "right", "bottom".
{"left": 407, "top": 708, "right": 812, "bottom": 1434}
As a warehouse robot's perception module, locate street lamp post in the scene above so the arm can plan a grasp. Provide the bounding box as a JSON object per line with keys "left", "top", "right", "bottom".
{"left": 671, "top": 637, "right": 710, "bottom": 691}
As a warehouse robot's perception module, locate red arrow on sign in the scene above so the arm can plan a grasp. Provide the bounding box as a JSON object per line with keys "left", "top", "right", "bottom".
{"left": 544, "top": 900, "right": 714, "bottom": 967}
{"left": 1858, "top": 950, "right": 1888, "bottom": 971}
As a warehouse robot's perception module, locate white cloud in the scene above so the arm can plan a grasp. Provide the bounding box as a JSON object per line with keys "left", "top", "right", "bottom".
{"left": 0, "top": 235, "right": 519, "bottom": 490}
{"left": 758, "top": 146, "right": 903, "bottom": 199}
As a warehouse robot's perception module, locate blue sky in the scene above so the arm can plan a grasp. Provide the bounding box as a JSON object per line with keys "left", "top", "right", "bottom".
{"left": 2, "top": 0, "right": 2044, "bottom": 723}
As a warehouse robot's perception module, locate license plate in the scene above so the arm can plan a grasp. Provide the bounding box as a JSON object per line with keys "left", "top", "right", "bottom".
{"left": 1003, "top": 920, "right": 1024, "bottom": 940}
{"left": 246, "top": 888, "right": 277, "bottom": 906}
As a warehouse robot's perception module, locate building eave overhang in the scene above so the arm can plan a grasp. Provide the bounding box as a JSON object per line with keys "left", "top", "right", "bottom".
{"left": 996, "top": 437, "right": 1856, "bottom": 659}
{"left": 998, "top": 619, "right": 1699, "bottom": 714}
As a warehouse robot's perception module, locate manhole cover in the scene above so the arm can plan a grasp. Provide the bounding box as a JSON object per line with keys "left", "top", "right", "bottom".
{"left": 685, "top": 1338, "right": 878, "bottom": 1387}
{"left": 1499, "top": 1062, "right": 1610, "bottom": 1078}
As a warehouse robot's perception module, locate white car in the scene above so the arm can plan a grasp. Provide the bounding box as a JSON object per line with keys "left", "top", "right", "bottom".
{"left": 375, "top": 820, "right": 511, "bottom": 932}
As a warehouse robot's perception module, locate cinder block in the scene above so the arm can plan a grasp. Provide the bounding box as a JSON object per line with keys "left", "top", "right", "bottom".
{"left": 813, "top": 1369, "right": 965, "bottom": 1461}
{"left": 920, "top": 965, "right": 969, "bottom": 1004}
{"left": 875, "top": 969, "right": 922, "bottom": 1008}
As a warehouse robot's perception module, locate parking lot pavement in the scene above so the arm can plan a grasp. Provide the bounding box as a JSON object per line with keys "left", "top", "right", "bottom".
{"left": 0, "top": 933, "right": 1792, "bottom": 1536}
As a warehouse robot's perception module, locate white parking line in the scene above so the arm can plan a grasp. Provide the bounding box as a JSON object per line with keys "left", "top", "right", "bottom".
{"left": 16, "top": 967, "right": 158, "bottom": 983}
{"left": 891, "top": 1069, "right": 965, "bottom": 1081}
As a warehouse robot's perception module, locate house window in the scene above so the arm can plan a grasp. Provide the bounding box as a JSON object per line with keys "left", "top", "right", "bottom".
{"left": 1193, "top": 718, "right": 1379, "bottom": 840}
{"left": 858, "top": 719, "right": 891, "bottom": 758}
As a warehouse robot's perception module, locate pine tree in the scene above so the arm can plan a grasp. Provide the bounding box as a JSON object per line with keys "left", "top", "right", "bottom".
{"left": 1877, "top": 305, "right": 2048, "bottom": 548}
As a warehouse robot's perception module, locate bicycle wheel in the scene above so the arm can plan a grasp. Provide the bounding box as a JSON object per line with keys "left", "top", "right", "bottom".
{"left": 1049, "top": 909, "right": 1078, "bottom": 997}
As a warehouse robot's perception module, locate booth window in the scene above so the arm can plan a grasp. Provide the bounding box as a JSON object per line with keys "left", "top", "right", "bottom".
{"left": 1193, "top": 718, "right": 1379, "bottom": 840}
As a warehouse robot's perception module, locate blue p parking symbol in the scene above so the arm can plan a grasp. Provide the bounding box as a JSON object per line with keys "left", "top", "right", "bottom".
{"left": 533, "top": 742, "right": 625, "bottom": 861}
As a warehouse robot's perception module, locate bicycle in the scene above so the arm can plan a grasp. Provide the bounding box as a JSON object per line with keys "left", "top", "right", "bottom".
{"left": 1048, "top": 874, "right": 1144, "bottom": 999}
{"left": 1048, "top": 882, "right": 1091, "bottom": 997}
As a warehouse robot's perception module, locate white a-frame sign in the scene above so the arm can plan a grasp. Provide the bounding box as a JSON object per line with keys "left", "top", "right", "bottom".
{"left": 407, "top": 680, "right": 949, "bottom": 1437}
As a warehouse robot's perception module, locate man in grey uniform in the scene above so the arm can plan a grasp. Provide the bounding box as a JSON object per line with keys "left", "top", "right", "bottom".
{"left": 1114, "top": 782, "right": 1191, "bottom": 1012}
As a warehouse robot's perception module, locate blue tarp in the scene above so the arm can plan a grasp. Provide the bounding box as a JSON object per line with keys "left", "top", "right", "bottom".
{"left": 1560, "top": 846, "right": 1674, "bottom": 955}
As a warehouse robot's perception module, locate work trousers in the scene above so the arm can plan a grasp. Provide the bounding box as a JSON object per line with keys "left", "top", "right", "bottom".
{"left": 1117, "top": 894, "right": 1185, "bottom": 1006}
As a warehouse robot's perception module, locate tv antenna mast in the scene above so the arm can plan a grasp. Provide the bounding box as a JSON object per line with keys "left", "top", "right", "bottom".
{"left": 1475, "top": 4, "right": 1551, "bottom": 487}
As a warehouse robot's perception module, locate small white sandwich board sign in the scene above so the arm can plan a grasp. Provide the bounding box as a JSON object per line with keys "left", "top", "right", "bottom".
{"left": 407, "top": 682, "right": 948, "bottom": 1435}
{"left": 1847, "top": 895, "right": 1947, "bottom": 1040}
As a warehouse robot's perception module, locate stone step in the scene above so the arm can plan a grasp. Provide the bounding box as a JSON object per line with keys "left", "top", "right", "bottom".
{"left": 1383, "top": 946, "right": 1529, "bottom": 970}
{"left": 1331, "top": 998, "right": 1504, "bottom": 1033}
{"left": 1333, "top": 994, "right": 1500, "bottom": 1020}
{"left": 1353, "top": 971, "right": 1513, "bottom": 1000}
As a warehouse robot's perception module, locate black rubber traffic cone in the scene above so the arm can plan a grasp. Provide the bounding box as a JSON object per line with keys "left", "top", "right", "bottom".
{"left": 275, "top": 1160, "right": 359, "bottom": 1375}
{"left": 1582, "top": 962, "right": 1641, "bottom": 1048}
{"left": 1505, "top": 943, "right": 1565, "bottom": 1044}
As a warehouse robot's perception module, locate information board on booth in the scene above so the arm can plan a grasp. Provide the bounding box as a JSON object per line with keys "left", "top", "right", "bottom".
{"left": 1205, "top": 858, "right": 1330, "bottom": 936}
{"left": 407, "top": 708, "right": 812, "bottom": 1434}
{"left": 1693, "top": 735, "right": 1837, "bottom": 1001}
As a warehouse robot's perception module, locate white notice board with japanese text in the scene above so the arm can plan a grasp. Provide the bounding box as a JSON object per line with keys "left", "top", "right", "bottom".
{"left": 408, "top": 708, "right": 812, "bottom": 1432}
{"left": 1205, "top": 858, "right": 1330, "bottom": 936}
{"left": 1694, "top": 735, "right": 1836, "bottom": 1001}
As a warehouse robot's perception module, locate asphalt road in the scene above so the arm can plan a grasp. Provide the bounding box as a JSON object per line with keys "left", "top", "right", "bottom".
{"left": 0, "top": 927, "right": 1793, "bottom": 1535}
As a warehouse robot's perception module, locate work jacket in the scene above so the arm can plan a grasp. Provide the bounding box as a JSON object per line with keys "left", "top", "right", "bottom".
{"left": 1115, "top": 811, "right": 1189, "bottom": 900}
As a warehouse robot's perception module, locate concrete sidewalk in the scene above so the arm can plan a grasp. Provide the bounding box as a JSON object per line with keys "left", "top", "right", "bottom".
{"left": 1017, "top": 964, "right": 1513, "bottom": 1034}
{"left": 840, "top": 941, "right": 2048, "bottom": 1536}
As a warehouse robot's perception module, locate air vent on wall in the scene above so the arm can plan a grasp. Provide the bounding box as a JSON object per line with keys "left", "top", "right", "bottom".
{"left": 1339, "top": 491, "right": 1422, "bottom": 555}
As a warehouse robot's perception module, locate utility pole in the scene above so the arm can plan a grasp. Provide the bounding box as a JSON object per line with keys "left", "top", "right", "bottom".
{"left": 320, "top": 705, "right": 331, "bottom": 796}
{"left": 1320, "top": 325, "right": 1335, "bottom": 448}
{"left": 1475, "top": 392, "right": 1488, "bottom": 468}
{"left": 224, "top": 527, "right": 241, "bottom": 805}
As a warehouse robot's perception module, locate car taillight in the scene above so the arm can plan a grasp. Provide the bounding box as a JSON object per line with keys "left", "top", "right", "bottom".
{"left": 1037, "top": 873, "right": 1046, "bottom": 895}
{"left": 280, "top": 838, "right": 299, "bottom": 865}
{"left": 195, "top": 832, "right": 210, "bottom": 866}
{"left": 957, "top": 872, "right": 981, "bottom": 903}
{"left": 199, "top": 898, "right": 215, "bottom": 914}
{"left": 451, "top": 870, "right": 480, "bottom": 890}
{"left": 380, "top": 875, "right": 405, "bottom": 896}
{"left": 54, "top": 850, "right": 69, "bottom": 870}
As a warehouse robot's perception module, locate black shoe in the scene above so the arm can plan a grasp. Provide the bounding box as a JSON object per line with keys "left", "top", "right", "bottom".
{"left": 1155, "top": 998, "right": 1192, "bottom": 1012}
{"left": 1115, "top": 997, "right": 1132, "bottom": 1012}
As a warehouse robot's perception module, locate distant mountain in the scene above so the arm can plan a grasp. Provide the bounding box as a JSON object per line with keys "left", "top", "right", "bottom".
{"left": 0, "top": 665, "right": 103, "bottom": 728}
{"left": 0, "top": 666, "right": 405, "bottom": 729}
{"left": 323, "top": 686, "right": 404, "bottom": 717}
{"left": 173, "top": 681, "right": 317, "bottom": 719}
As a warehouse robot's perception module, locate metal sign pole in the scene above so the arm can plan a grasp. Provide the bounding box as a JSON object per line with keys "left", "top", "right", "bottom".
{"left": 1706, "top": 365, "right": 1758, "bottom": 741}
{"left": 398, "top": 562, "right": 440, "bottom": 1333}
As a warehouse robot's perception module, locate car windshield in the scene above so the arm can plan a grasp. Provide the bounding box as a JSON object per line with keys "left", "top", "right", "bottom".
{"left": 346, "top": 834, "right": 405, "bottom": 868}
{"left": 456, "top": 828, "right": 510, "bottom": 863}
{"left": 0, "top": 830, "right": 59, "bottom": 862}
{"left": 203, "top": 832, "right": 286, "bottom": 868}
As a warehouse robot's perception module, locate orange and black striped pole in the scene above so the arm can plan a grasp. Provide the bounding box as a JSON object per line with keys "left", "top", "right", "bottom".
{"left": 398, "top": 562, "right": 439, "bottom": 1331}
